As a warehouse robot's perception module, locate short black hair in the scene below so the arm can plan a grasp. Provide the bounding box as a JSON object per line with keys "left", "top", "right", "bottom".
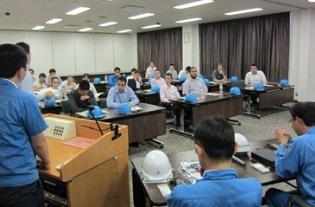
{"left": 79, "top": 80, "right": 90, "bottom": 91}
{"left": 118, "top": 76, "right": 127, "bottom": 83}
{"left": 130, "top": 68, "right": 137, "bottom": 73}
{"left": 170, "top": 64, "right": 175, "bottom": 67}
{"left": 49, "top": 68, "right": 56, "bottom": 74}
{"left": 165, "top": 73, "right": 173, "bottom": 79}
{"left": 194, "top": 117, "right": 235, "bottom": 161}
{"left": 16, "top": 42, "right": 30, "bottom": 54}
{"left": 0, "top": 44, "right": 27, "bottom": 79}
{"left": 39, "top": 73, "right": 46, "bottom": 78}
{"left": 289, "top": 102, "right": 315, "bottom": 127}
{"left": 114, "top": 67, "right": 121, "bottom": 72}
{"left": 185, "top": 66, "right": 191, "bottom": 72}
{"left": 134, "top": 70, "right": 140, "bottom": 74}
{"left": 82, "top": 73, "right": 90, "bottom": 79}
{"left": 251, "top": 64, "right": 257, "bottom": 67}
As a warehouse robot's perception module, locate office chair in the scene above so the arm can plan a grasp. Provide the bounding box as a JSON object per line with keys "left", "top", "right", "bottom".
{"left": 289, "top": 195, "right": 312, "bottom": 207}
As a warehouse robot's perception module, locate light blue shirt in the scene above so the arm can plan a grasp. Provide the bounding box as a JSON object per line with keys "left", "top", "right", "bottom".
{"left": 275, "top": 126, "right": 315, "bottom": 206}
{"left": 0, "top": 78, "right": 47, "bottom": 187}
{"left": 166, "top": 169, "right": 262, "bottom": 207}
{"left": 182, "top": 78, "right": 208, "bottom": 97}
{"left": 106, "top": 85, "right": 139, "bottom": 108}
{"left": 19, "top": 70, "right": 33, "bottom": 93}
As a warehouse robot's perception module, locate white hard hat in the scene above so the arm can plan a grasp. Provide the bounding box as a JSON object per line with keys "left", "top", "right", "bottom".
{"left": 142, "top": 150, "right": 172, "bottom": 182}
{"left": 235, "top": 133, "right": 251, "bottom": 153}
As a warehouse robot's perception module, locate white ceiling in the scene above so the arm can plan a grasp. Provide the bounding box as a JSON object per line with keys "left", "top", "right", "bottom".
{"left": 0, "top": 0, "right": 314, "bottom": 33}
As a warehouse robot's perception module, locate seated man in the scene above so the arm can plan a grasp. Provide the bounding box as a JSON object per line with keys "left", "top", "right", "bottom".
{"left": 81, "top": 73, "right": 97, "bottom": 97}
{"left": 167, "top": 117, "right": 262, "bottom": 207}
{"left": 178, "top": 66, "right": 191, "bottom": 81}
{"left": 47, "top": 68, "right": 62, "bottom": 87}
{"left": 127, "top": 68, "right": 137, "bottom": 81}
{"left": 68, "top": 80, "right": 97, "bottom": 113}
{"left": 145, "top": 62, "right": 157, "bottom": 80}
{"left": 264, "top": 102, "right": 315, "bottom": 207}
{"left": 127, "top": 70, "right": 143, "bottom": 91}
{"left": 39, "top": 77, "right": 62, "bottom": 100}
{"left": 108, "top": 67, "right": 122, "bottom": 87}
{"left": 166, "top": 64, "right": 177, "bottom": 80}
{"left": 33, "top": 73, "right": 48, "bottom": 91}
{"left": 60, "top": 76, "right": 77, "bottom": 99}
{"left": 160, "top": 73, "right": 180, "bottom": 103}
{"left": 212, "top": 63, "right": 227, "bottom": 82}
{"left": 107, "top": 77, "right": 139, "bottom": 108}
{"left": 245, "top": 64, "right": 267, "bottom": 87}
{"left": 182, "top": 67, "right": 208, "bottom": 97}
{"left": 150, "top": 70, "right": 165, "bottom": 89}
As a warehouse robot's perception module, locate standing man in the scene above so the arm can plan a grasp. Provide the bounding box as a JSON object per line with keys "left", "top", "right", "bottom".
{"left": 265, "top": 102, "right": 315, "bottom": 206}
{"left": 182, "top": 67, "right": 208, "bottom": 97}
{"left": 16, "top": 42, "right": 33, "bottom": 93}
{"left": 245, "top": 64, "right": 267, "bottom": 87}
{"left": 0, "top": 44, "right": 50, "bottom": 207}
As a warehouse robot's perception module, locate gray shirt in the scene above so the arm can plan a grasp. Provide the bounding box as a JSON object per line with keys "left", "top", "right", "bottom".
{"left": 182, "top": 78, "right": 208, "bottom": 97}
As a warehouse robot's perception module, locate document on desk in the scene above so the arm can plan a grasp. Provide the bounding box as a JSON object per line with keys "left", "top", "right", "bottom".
{"left": 75, "top": 109, "right": 107, "bottom": 118}
{"left": 179, "top": 161, "right": 202, "bottom": 184}
{"left": 63, "top": 137, "right": 95, "bottom": 149}
{"left": 206, "top": 92, "right": 220, "bottom": 96}
{"left": 131, "top": 106, "right": 142, "bottom": 112}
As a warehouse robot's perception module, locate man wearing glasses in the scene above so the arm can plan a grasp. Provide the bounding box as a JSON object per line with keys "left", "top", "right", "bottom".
{"left": 264, "top": 102, "right": 315, "bottom": 207}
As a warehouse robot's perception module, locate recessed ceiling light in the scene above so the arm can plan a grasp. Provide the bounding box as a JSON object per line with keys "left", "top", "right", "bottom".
{"left": 174, "top": 0, "right": 214, "bottom": 9}
{"left": 141, "top": 24, "right": 161, "bottom": 29}
{"left": 66, "top": 7, "right": 90, "bottom": 15}
{"left": 78, "top": 27, "right": 93, "bottom": 32}
{"left": 224, "top": 8, "right": 263, "bottom": 16}
{"left": 175, "top": 17, "right": 202, "bottom": 23}
{"left": 98, "top": 21, "right": 118, "bottom": 27}
{"left": 117, "top": 29, "right": 132, "bottom": 33}
{"left": 46, "top": 18, "right": 63, "bottom": 24}
{"left": 308, "top": 0, "right": 315, "bottom": 2}
{"left": 32, "top": 26, "right": 45, "bottom": 30}
{"left": 128, "top": 13, "right": 155, "bottom": 20}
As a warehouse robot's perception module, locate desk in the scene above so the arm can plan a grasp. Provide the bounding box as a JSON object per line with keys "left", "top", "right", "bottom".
{"left": 171, "top": 92, "right": 242, "bottom": 135}
{"left": 242, "top": 85, "right": 294, "bottom": 118}
{"left": 77, "top": 103, "right": 166, "bottom": 144}
{"left": 135, "top": 90, "right": 160, "bottom": 106}
{"left": 132, "top": 139, "right": 283, "bottom": 207}
{"left": 39, "top": 102, "right": 62, "bottom": 114}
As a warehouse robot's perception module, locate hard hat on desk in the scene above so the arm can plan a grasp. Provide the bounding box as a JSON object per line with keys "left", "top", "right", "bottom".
{"left": 230, "top": 76, "right": 238, "bottom": 83}
{"left": 185, "top": 92, "right": 197, "bottom": 103}
{"left": 235, "top": 133, "right": 251, "bottom": 154}
{"left": 254, "top": 82, "right": 264, "bottom": 91}
{"left": 118, "top": 103, "right": 131, "bottom": 115}
{"left": 89, "top": 105, "right": 104, "bottom": 119}
{"left": 142, "top": 150, "right": 172, "bottom": 182}
{"left": 93, "top": 77, "right": 101, "bottom": 84}
{"left": 279, "top": 79, "right": 289, "bottom": 87}
{"left": 151, "top": 85, "right": 160, "bottom": 94}
{"left": 229, "top": 87, "right": 241, "bottom": 96}
{"left": 44, "top": 97, "right": 56, "bottom": 107}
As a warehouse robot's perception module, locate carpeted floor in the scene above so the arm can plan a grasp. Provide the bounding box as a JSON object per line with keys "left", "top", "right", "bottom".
{"left": 128, "top": 108, "right": 296, "bottom": 206}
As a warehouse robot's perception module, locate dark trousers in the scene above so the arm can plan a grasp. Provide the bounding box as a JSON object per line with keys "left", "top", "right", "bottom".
{"left": 264, "top": 188, "right": 300, "bottom": 207}
{"left": 0, "top": 180, "right": 44, "bottom": 207}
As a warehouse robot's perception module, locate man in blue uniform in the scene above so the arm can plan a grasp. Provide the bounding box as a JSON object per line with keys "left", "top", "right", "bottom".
{"left": 265, "top": 102, "right": 315, "bottom": 206}
{"left": 0, "top": 44, "right": 50, "bottom": 207}
{"left": 108, "top": 67, "right": 122, "bottom": 87}
{"left": 166, "top": 117, "right": 262, "bottom": 207}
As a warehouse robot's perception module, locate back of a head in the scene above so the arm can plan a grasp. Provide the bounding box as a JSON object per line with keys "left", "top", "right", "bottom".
{"left": 194, "top": 117, "right": 235, "bottom": 161}
{"left": 114, "top": 67, "right": 121, "bottom": 72}
{"left": 49, "top": 68, "right": 56, "bottom": 74}
{"left": 118, "top": 76, "right": 127, "bottom": 83}
{"left": 0, "top": 44, "right": 27, "bottom": 79}
{"left": 16, "top": 42, "right": 30, "bottom": 54}
{"left": 82, "top": 73, "right": 90, "bottom": 79}
{"left": 186, "top": 66, "right": 191, "bottom": 72}
{"left": 290, "top": 102, "right": 315, "bottom": 127}
{"left": 79, "top": 80, "right": 90, "bottom": 91}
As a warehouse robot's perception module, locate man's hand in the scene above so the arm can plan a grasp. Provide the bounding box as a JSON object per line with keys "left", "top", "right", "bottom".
{"left": 37, "top": 157, "right": 50, "bottom": 170}
{"left": 274, "top": 128, "right": 292, "bottom": 146}
{"left": 80, "top": 95, "right": 89, "bottom": 101}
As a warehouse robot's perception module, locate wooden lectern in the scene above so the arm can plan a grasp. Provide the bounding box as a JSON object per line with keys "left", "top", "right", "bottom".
{"left": 40, "top": 114, "right": 129, "bottom": 207}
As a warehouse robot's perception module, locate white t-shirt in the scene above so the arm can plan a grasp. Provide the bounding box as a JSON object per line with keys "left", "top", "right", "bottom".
{"left": 245, "top": 70, "right": 267, "bottom": 87}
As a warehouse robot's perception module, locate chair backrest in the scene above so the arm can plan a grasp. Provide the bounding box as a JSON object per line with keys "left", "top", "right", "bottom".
{"left": 61, "top": 100, "right": 72, "bottom": 114}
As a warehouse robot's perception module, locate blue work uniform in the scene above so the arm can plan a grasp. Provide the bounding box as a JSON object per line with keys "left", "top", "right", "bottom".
{"left": 0, "top": 78, "right": 47, "bottom": 187}
{"left": 167, "top": 168, "right": 262, "bottom": 207}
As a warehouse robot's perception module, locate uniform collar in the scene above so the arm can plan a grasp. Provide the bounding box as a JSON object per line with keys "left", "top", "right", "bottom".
{"left": 307, "top": 126, "right": 315, "bottom": 134}
{"left": 200, "top": 168, "right": 238, "bottom": 182}
{"left": 0, "top": 78, "right": 18, "bottom": 88}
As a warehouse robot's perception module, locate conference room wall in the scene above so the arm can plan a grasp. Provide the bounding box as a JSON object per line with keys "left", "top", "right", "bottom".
{"left": 0, "top": 30, "right": 137, "bottom": 76}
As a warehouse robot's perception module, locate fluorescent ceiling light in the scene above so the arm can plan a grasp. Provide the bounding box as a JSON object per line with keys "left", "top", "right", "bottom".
{"left": 224, "top": 8, "right": 263, "bottom": 16}
{"left": 99, "top": 21, "right": 118, "bottom": 27}
{"left": 66, "top": 7, "right": 90, "bottom": 15}
{"left": 46, "top": 18, "right": 63, "bottom": 24}
{"left": 117, "top": 29, "right": 132, "bottom": 33}
{"left": 128, "top": 13, "right": 155, "bottom": 20}
{"left": 78, "top": 27, "right": 93, "bottom": 32}
{"left": 32, "top": 26, "right": 45, "bottom": 30}
{"left": 308, "top": 0, "right": 315, "bottom": 2}
{"left": 176, "top": 17, "right": 202, "bottom": 23}
{"left": 174, "top": 0, "right": 214, "bottom": 9}
{"left": 141, "top": 24, "right": 161, "bottom": 29}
